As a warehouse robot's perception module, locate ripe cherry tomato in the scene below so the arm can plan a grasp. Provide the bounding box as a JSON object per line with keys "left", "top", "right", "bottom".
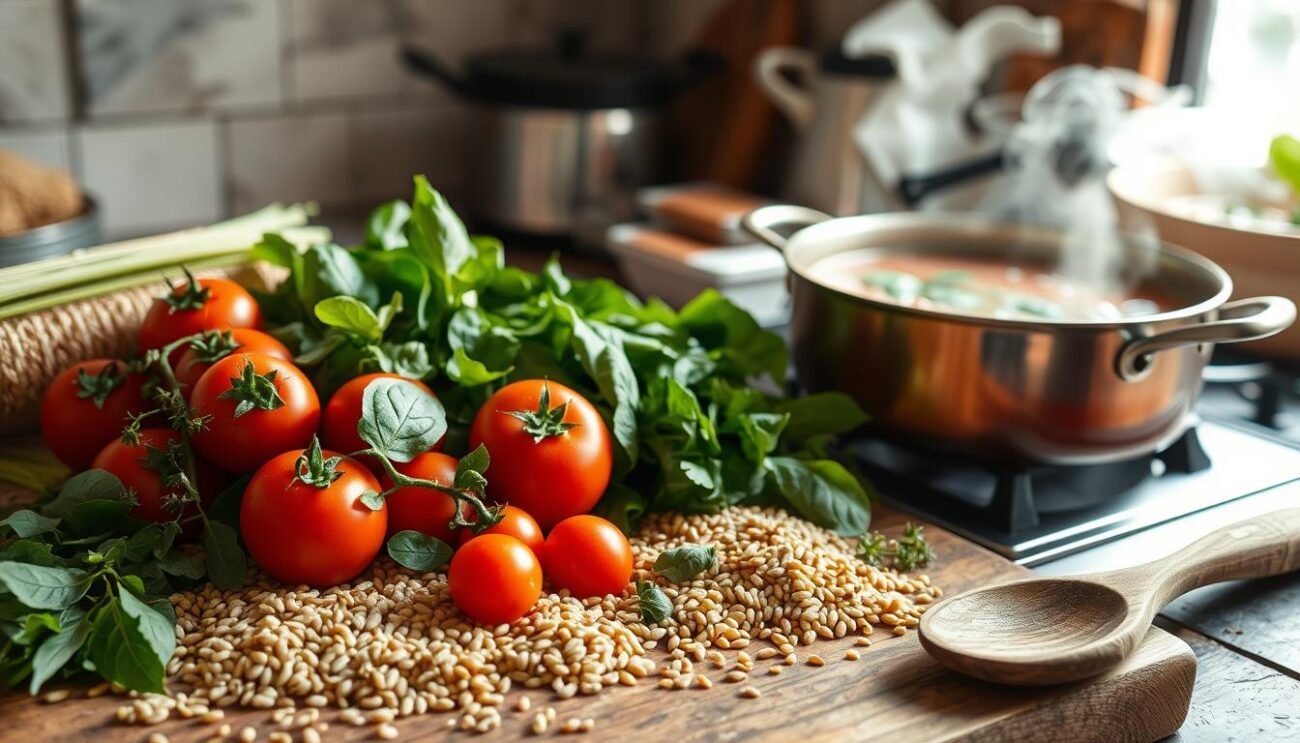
{"left": 191, "top": 353, "right": 320, "bottom": 473}
{"left": 91, "top": 428, "right": 223, "bottom": 523}
{"left": 468, "top": 380, "right": 612, "bottom": 530}
{"left": 541, "top": 515, "right": 633, "bottom": 599}
{"left": 460, "top": 505, "right": 543, "bottom": 555}
{"left": 175, "top": 328, "right": 292, "bottom": 393}
{"left": 139, "top": 275, "right": 262, "bottom": 357}
{"left": 381, "top": 452, "right": 468, "bottom": 542}
{"left": 242, "top": 446, "right": 386, "bottom": 587}
{"left": 322, "top": 373, "right": 439, "bottom": 457}
{"left": 448, "top": 534, "right": 542, "bottom": 625}
{"left": 40, "top": 359, "right": 150, "bottom": 470}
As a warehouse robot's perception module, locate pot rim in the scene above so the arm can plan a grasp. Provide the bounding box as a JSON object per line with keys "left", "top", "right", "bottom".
{"left": 781, "top": 211, "right": 1235, "bottom": 331}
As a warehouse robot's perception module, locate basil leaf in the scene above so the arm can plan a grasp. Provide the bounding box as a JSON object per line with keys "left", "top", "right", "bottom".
{"left": 29, "top": 614, "right": 90, "bottom": 694}
{"left": 654, "top": 544, "right": 717, "bottom": 583}
{"left": 637, "top": 580, "right": 672, "bottom": 625}
{"left": 43, "top": 469, "right": 125, "bottom": 520}
{"left": 117, "top": 584, "right": 176, "bottom": 669}
{"left": 738, "top": 413, "right": 789, "bottom": 464}
{"left": 202, "top": 522, "right": 246, "bottom": 591}
{"left": 558, "top": 308, "right": 640, "bottom": 470}
{"left": 315, "top": 296, "right": 383, "bottom": 343}
{"left": 0, "top": 540, "right": 65, "bottom": 567}
{"left": 772, "top": 393, "right": 868, "bottom": 447}
{"left": 86, "top": 598, "right": 166, "bottom": 693}
{"left": 765, "top": 457, "right": 872, "bottom": 536}
{"left": 123, "top": 523, "right": 174, "bottom": 563}
{"left": 302, "top": 242, "right": 370, "bottom": 308}
{"left": 157, "top": 550, "right": 205, "bottom": 580}
{"left": 358, "top": 377, "right": 448, "bottom": 462}
{"left": 63, "top": 499, "right": 136, "bottom": 536}
{"left": 0, "top": 510, "right": 60, "bottom": 539}
{"left": 386, "top": 531, "right": 453, "bottom": 572}
{"left": 366, "top": 200, "right": 411, "bottom": 250}
{"left": 445, "top": 309, "right": 518, "bottom": 385}
{"left": 409, "top": 177, "right": 476, "bottom": 298}
{"left": 678, "top": 289, "right": 788, "bottom": 384}
{"left": 374, "top": 341, "right": 434, "bottom": 380}
{"left": 0, "top": 563, "right": 93, "bottom": 610}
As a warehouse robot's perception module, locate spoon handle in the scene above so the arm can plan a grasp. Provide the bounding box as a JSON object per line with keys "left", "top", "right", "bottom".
{"left": 1144, "top": 508, "right": 1300, "bottom": 602}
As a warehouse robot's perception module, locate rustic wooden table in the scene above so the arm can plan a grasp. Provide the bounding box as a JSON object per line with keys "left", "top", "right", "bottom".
{"left": 2, "top": 217, "right": 1295, "bottom": 740}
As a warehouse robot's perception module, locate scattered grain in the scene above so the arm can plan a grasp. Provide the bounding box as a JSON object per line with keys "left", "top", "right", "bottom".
{"left": 739, "top": 686, "right": 762, "bottom": 699}
{"left": 807, "top": 654, "right": 826, "bottom": 667}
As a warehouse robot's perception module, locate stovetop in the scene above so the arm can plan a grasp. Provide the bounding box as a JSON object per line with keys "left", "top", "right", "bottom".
{"left": 855, "top": 352, "right": 1300, "bottom": 567}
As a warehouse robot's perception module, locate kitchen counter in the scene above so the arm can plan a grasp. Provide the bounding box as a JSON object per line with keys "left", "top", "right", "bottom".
{"left": 1040, "top": 478, "right": 1300, "bottom": 741}
{"left": 319, "top": 209, "right": 1300, "bottom": 741}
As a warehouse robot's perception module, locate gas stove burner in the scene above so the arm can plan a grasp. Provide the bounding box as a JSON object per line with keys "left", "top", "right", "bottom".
{"left": 853, "top": 419, "right": 1300, "bottom": 566}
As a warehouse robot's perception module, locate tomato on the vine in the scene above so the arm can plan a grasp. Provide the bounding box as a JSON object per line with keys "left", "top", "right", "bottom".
{"left": 540, "top": 515, "right": 633, "bottom": 598}
{"left": 448, "top": 534, "right": 542, "bottom": 625}
{"left": 175, "top": 328, "right": 291, "bottom": 392}
{"left": 91, "top": 428, "right": 223, "bottom": 523}
{"left": 40, "top": 359, "right": 150, "bottom": 470}
{"left": 469, "top": 380, "right": 612, "bottom": 530}
{"left": 139, "top": 273, "right": 262, "bottom": 355}
{"left": 190, "top": 353, "right": 320, "bottom": 473}
{"left": 459, "top": 505, "right": 543, "bottom": 555}
{"left": 322, "top": 373, "right": 439, "bottom": 457}
{"left": 381, "top": 452, "right": 468, "bottom": 542}
{"left": 241, "top": 443, "right": 386, "bottom": 587}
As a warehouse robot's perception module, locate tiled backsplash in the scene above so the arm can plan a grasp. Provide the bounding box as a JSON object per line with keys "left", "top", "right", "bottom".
{"left": 0, "top": 0, "right": 896, "bottom": 238}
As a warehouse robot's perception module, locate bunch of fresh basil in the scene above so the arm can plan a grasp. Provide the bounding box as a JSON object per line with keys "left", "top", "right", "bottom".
{"left": 0, "top": 470, "right": 243, "bottom": 694}
{"left": 255, "top": 177, "right": 873, "bottom": 537}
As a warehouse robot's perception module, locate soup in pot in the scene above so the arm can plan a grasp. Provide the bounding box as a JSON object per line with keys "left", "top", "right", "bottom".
{"left": 810, "top": 251, "right": 1168, "bottom": 322}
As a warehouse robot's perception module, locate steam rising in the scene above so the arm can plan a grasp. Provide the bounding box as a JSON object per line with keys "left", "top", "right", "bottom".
{"left": 987, "top": 66, "right": 1160, "bottom": 320}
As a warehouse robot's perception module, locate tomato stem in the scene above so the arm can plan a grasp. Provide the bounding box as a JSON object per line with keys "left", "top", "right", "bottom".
{"left": 357, "top": 448, "right": 503, "bottom": 533}
{"left": 147, "top": 333, "right": 218, "bottom": 531}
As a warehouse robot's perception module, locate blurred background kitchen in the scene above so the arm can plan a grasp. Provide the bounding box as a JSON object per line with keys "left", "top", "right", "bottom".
{"left": 1, "top": 0, "right": 1298, "bottom": 337}
{"left": 0, "top": 0, "right": 1293, "bottom": 232}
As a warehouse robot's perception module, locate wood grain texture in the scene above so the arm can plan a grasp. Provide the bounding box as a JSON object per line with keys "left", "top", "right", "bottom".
{"left": 1163, "top": 570, "right": 1300, "bottom": 678}
{"left": 0, "top": 505, "right": 1197, "bottom": 742}
{"left": 1157, "top": 620, "right": 1300, "bottom": 743}
{"left": 919, "top": 508, "right": 1300, "bottom": 686}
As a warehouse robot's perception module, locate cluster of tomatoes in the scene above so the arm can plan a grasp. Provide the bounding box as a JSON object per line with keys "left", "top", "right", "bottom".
{"left": 40, "top": 275, "right": 637, "bottom": 625}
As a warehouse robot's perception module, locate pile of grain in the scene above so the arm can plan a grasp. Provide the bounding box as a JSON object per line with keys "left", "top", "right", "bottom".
{"left": 112, "top": 507, "right": 940, "bottom": 736}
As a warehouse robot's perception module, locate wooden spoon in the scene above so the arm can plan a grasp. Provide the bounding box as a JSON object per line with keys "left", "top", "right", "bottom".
{"left": 918, "top": 508, "right": 1300, "bottom": 686}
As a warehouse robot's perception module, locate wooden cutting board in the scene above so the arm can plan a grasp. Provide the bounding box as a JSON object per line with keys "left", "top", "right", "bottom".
{"left": 0, "top": 499, "right": 1196, "bottom": 742}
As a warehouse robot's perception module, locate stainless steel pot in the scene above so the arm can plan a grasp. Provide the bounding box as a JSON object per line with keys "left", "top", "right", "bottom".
{"left": 743, "top": 205, "right": 1297, "bottom": 465}
{"left": 404, "top": 40, "right": 705, "bottom": 245}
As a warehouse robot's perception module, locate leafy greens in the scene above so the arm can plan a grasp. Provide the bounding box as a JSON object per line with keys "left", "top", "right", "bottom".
{"left": 254, "top": 177, "right": 872, "bottom": 535}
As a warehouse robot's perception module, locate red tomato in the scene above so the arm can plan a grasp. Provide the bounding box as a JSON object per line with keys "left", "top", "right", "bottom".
{"left": 381, "top": 452, "right": 468, "bottom": 542}
{"left": 40, "top": 359, "right": 150, "bottom": 470}
{"left": 190, "top": 353, "right": 320, "bottom": 473}
{"left": 91, "top": 428, "right": 223, "bottom": 523}
{"left": 175, "top": 328, "right": 292, "bottom": 392}
{"left": 541, "top": 515, "right": 633, "bottom": 598}
{"left": 139, "top": 275, "right": 262, "bottom": 357}
{"left": 459, "top": 505, "right": 543, "bottom": 555}
{"left": 322, "top": 373, "right": 439, "bottom": 457}
{"left": 241, "top": 447, "right": 386, "bottom": 587}
{"left": 469, "top": 380, "right": 612, "bottom": 530}
{"left": 448, "top": 534, "right": 542, "bottom": 625}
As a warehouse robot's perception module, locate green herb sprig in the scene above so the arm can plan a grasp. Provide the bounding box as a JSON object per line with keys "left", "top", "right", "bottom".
{"left": 857, "top": 523, "right": 936, "bottom": 573}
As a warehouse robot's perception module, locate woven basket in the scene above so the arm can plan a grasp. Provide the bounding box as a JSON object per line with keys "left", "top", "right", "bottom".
{"left": 0, "top": 264, "right": 280, "bottom": 434}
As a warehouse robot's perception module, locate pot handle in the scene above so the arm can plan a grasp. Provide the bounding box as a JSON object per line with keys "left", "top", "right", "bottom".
{"left": 741, "top": 204, "right": 834, "bottom": 250}
{"left": 1116, "top": 296, "right": 1297, "bottom": 381}
{"left": 753, "top": 48, "right": 817, "bottom": 131}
